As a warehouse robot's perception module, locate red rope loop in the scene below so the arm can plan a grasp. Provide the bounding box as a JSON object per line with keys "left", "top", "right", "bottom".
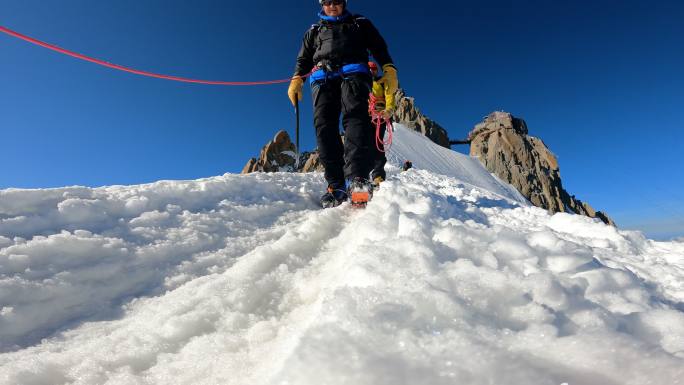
{"left": 369, "top": 94, "right": 393, "bottom": 153}
{"left": 1, "top": 25, "right": 311, "bottom": 85}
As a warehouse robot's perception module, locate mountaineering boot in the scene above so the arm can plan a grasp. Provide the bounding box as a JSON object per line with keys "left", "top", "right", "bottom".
{"left": 320, "top": 184, "right": 348, "bottom": 208}
{"left": 372, "top": 176, "right": 384, "bottom": 190}
{"left": 347, "top": 177, "right": 373, "bottom": 207}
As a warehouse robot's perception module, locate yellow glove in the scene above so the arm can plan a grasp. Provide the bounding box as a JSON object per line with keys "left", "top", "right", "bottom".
{"left": 370, "top": 81, "right": 386, "bottom": 111}
{"left": 379, "top": 64, "right": 398, "bottom": 114}
{"left": 288, "top": 77, "right": 304, "bottom": 106}
{"left": 384, "top": 93, "right": 395, "bottom": 118}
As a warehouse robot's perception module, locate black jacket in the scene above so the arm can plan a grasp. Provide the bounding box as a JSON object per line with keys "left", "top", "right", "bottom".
{"left": 293, "top": 13, "right": 393, "bottom": 77}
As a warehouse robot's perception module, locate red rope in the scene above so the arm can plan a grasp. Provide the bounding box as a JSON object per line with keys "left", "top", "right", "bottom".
{"left": 369, "top": 94, "right": 393, "bottom": 153}
{"left": 1, "top": 25, "right": 310, "bottom": 85}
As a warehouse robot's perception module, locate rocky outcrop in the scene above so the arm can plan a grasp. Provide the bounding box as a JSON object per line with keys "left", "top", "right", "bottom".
{"left": 241, "top": 130, "right": 299, "bottom": 173}
{"left": 392, "top": 89, "right": 450, "bottom": 148}
{"left": 300, "top": 151, "right": 324, "bottom": 173}
{"left": 241, "top": 130, "right": 324, "bottom": 174}
{"left": 468, "top": 111, "right": 615, "bottom": 226}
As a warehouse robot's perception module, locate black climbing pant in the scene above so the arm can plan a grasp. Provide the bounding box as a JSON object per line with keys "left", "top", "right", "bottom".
{"left": 311, "top": 73, "right": 374, "bottom": 188}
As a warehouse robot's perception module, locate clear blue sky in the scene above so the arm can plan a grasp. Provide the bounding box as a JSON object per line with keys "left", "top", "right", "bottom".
{"left": 2, "top": 0, "right": 683, "bottom": 240}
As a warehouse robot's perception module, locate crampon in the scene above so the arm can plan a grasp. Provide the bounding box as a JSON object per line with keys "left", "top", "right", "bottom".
{"left": 348, "top": 177, "right": 373, "bottom": 208}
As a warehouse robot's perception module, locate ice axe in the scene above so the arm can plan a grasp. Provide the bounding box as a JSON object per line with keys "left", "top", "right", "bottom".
{"left": 294, "top": 96, "right": 301, "bottom": 170}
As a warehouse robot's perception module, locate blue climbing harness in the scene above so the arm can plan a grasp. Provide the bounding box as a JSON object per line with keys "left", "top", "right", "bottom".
{"left": 310, "top": 63, "right": 370, "bottom": 84}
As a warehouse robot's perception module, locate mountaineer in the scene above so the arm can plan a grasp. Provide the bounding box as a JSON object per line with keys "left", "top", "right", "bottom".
{"left": 288, "top": 0, "right": 398, "bottom": 207}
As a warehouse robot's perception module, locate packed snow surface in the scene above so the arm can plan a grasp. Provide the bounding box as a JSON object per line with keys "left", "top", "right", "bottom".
{"left": 1, "top": 125, "right": 683, "bottom": 385}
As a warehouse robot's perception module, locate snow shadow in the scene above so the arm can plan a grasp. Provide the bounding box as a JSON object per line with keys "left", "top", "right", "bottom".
{"left": 0, "top": 172, "right": 327, "bottom": 351}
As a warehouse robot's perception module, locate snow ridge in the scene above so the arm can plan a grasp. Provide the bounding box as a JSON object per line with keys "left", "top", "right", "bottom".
{"left": 1, "top": 127, "right": 683, "bottom": 385}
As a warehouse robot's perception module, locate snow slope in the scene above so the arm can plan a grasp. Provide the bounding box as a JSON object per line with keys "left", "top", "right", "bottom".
{"left": 387, "top": 124, "right": 527, "bottom": 205}
{"left": 1, "top": 125, "right": 683, "bottom": 385}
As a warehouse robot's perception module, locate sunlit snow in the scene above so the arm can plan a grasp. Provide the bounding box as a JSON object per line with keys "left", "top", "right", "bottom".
{"left": 1, "top": 125, "right": 683, "bottom": 384}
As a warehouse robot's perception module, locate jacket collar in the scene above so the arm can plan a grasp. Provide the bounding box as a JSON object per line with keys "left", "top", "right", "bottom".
{"left": 318, "top": 10, "right": 352, "bottom": 23}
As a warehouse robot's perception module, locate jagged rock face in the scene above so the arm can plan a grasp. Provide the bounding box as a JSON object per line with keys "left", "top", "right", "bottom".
{"left": 241, "top": 130, "right": 324, "bottom": 174}
{"left": 392, "top": 89, "right": 451, "bottom": 148}
{"left": 469, "top": 112, "right": 615, "bottom": 226}
{"left": 300, "top": 151, "right": 324, "bottom": 173}
{"left": 241, "top": 130, "right": 298, "bottom": 173}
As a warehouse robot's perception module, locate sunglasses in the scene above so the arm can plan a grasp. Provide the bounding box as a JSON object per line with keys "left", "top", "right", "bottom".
{"left": 322, "top": 0, "right": 344, "bottom": 6}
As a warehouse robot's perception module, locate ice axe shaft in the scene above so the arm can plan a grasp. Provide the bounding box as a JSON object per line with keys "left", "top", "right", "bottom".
{"left": 294, "top": 96, "right": 301, "bottom": 169}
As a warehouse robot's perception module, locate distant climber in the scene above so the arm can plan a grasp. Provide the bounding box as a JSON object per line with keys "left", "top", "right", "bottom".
{"left": 288, "top": 0, "right": 398, "bottom": 208}
{"left": 402, "top": 160, "right": 413, "bottom": 171}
